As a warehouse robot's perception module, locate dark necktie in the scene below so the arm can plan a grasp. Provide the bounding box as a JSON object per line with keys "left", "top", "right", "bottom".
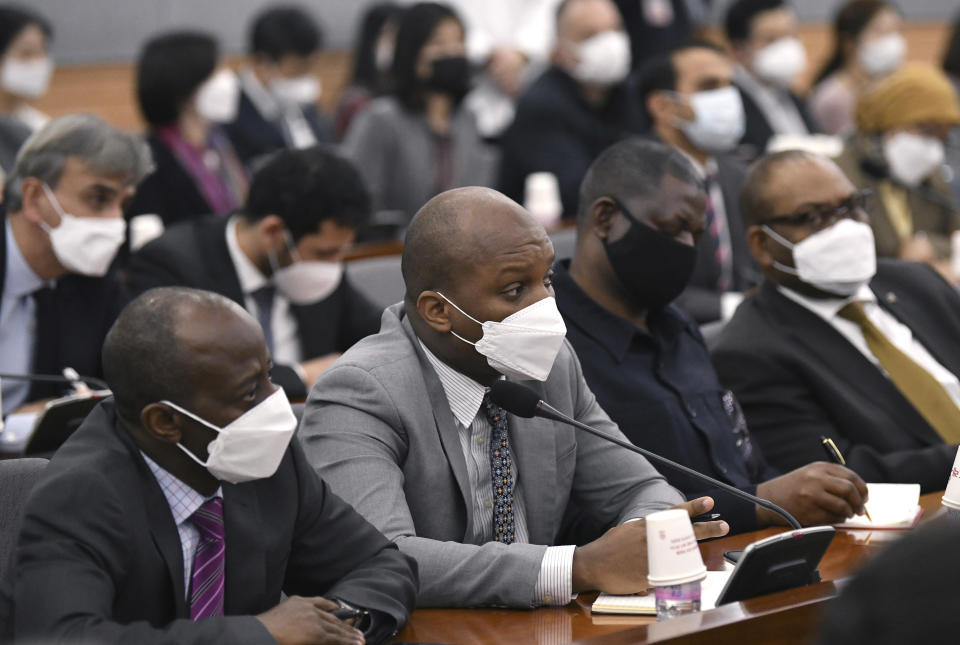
{"left": 703, "top": 174, "right": 731, "bottom": 291}
{"left": 483, "top": 392, "right": 515, "bottom": 545}
{"left": 838, "top": 302, "right": 960, "bottom": 443}
{"left": 250, "top": 285, "right": 275, "bottom": 355}
{"left": 189, "top": 497, "right": 225, "bottom": 620}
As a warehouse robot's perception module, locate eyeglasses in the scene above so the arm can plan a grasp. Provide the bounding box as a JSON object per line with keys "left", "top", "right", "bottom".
{"left": 763, "top": 189, "right": 873, "bottom": 230}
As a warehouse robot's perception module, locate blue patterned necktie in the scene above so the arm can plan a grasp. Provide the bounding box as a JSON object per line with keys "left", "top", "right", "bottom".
{"left": 483, "top": 392, "right": 515, "bottom": 544}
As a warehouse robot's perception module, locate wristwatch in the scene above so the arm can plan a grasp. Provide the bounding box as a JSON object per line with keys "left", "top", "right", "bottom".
{"left": 332, "top": 598, "right": 372, "bottom": 632}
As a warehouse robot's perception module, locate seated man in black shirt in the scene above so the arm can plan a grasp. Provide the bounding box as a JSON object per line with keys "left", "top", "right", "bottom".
{"left": 553, "top": 138, "right": 867, "bottom": 533}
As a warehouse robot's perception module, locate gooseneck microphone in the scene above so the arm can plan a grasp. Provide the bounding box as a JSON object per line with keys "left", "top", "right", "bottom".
{"left": 488, "top": 380, "right": 802, "bottom": 530}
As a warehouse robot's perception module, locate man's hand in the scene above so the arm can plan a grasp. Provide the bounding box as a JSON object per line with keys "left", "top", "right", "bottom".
{"left": 571, "top": 497, "right": 728, "bottom": 594}
{"left": 256, "top": 596, "right": 365, "bottom": 645}
{"left": 299, "top": 354, "right": 341, "bottom": 389}
{"left": 756, "top": 462, "right": 868, "bottom": 527}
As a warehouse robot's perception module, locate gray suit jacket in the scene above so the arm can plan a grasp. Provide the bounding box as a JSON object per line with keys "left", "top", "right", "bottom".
{"left": 299, "top": 303, "right": 684, "bottom": 608}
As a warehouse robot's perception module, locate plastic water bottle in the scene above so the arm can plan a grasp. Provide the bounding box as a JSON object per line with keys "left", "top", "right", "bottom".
{"left": 655, "top": 580, "right": 701, "bottom": 619}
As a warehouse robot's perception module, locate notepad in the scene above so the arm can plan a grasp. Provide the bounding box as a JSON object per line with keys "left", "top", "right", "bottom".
{"left": 591, "top": 570, "right": 733, "bottom": 615}
{"left": 835, "top": 483, "right": 923, "bottom": 529}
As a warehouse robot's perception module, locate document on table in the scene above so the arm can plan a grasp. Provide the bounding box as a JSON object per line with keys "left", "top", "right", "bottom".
{"left": 591, "top": 570, "right": 733, "bottom": 615}
{"left": 835, "top": 483, "right": 922, "bottom": 529}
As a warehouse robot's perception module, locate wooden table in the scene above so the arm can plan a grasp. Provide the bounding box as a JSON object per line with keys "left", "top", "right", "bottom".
{"left": 392, "top": 492, "right": 944, "bottom": 644}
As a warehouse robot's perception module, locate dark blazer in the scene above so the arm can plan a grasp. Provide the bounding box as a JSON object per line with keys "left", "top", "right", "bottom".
{"left": 125, "top": 216, "right": 382, "bottom": 398}
{"left": 711, "top": 260, "right": 960, "bottom": 492}
{"left": 0, "top": 211, "right": 128, "bottom": 403}
{"left": 498, "top": 67, "right": 645, "bottom": 219}
{"left": 222, "top": 88, "right": 331, "bottom": 170}
{"left": 125, "top": 134, "right": 217, "bottom": 228}
{"left": 735, "top": 85, "right": 817, "bottom": 161}
{"left": 675, "top": 152, "right": 759, "bottom": 323}
{"left": 10, "top": 399, "right": 418, "bottom": 643}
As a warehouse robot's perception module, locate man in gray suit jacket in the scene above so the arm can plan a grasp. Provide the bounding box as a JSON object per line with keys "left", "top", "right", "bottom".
{"left": 299, "top": 187, "right": 729, "bottom": 608}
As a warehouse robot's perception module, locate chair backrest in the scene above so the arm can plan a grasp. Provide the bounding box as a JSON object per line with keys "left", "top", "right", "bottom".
{"left": 549, "top": 227, "right": 577, "bottom": 262}
{"left": 0, "top": 458, "right": 49, "bottom": 583}
{"left": 346, "top": 255, "right": 405, "bottom": 311}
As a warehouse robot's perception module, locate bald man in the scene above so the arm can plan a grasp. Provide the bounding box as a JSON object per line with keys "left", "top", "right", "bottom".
{"left": 712, "top": 151, "right": 960, "bottom": 492}
{"left": 300, "top": 187, "right": 727, "bottom": 609}
{"left": 498, "top": 0, "right": 643, "bottom": 218}
{"left": 11, "top": 288, "right": 416, "bottom": 644}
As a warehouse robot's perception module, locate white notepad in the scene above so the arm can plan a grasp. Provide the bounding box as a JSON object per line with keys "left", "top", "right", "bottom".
{"left": 591, "top": 570, "right": 733, "bottom": 615}
{"left": 835, "top": 483, "right": 923, "bottom": 529}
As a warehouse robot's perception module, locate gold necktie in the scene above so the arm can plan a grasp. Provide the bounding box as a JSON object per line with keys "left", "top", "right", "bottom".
{"left": 838, "top": 301, "right": 960, "bottom": 444}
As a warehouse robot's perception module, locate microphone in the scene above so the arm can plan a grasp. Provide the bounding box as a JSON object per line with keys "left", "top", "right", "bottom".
{"left": 489, "top": 380, "right": 802, "bottom": 529}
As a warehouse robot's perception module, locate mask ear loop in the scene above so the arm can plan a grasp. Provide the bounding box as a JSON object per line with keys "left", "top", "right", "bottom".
{"left": 37, "top": 183, "right": 68, "bottom": 235}
{"left": 434, "top": 291, "right": 483, "bottom": 346}
{"left": 266, "top": 227, "right": 302, "bottom": 275}
{"left": 761, "top": 225, "right": 801, "bottom": 276}
{"left": 158, "top": 399, "right": 224, "bottom": 468}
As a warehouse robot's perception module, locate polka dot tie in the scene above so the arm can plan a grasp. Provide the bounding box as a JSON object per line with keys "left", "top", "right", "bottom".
{"left": 483, "top": 392, "right": 515, "bottom": 545}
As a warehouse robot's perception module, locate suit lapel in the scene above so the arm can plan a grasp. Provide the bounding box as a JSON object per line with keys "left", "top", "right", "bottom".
{"left": 137, "top": 459, "right": 189, "bottom": 617}
{"left": 198, "top": 218, "right": 246, "bottom": 306}
{"left": 221, "top": 482, "right": 265, "bottom": 613}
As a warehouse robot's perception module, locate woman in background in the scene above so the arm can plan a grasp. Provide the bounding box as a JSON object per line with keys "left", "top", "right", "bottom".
{"left": 126, "top": 31, "right": 248, "bottom": 228}
{"left": 809, "top": 0, "right": 904, "bottom": 136}
{"left": 341, "top": 2, "right": 498, "bottom": 236}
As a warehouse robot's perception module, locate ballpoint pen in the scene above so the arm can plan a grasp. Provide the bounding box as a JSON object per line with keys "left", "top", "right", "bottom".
{"left": 821, "top": 435, "right": 872, "bottom": 521}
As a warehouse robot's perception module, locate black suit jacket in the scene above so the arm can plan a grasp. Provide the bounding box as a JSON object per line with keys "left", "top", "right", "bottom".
{"left": 124, "top": 216, "right": 382, "bottom": 398}
{"left": 222, "top": 89, "right": 331, "bottom": 170}
{"left": 674, "top": 152, "right": 759, "bottom": 323}
{"left": 10, "top": 400, "right": 417, "bottom": 643}
{"left": 735, "top": 85, "right": 817, "bottom": 162}
{"left": 0, "top": 211, "right": 128, "bottom": 403}
{"left": 711, "top": 260, "right": 960, "bottom": 492}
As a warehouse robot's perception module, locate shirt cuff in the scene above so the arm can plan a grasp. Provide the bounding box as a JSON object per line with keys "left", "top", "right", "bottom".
{"left": 533, "top": 544, "right": 576, "bottom": 606}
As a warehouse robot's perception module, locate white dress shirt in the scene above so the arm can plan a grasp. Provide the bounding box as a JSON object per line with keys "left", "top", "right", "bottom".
{"left": 0, "top": 219, "right": 48, "bottom": 415}
{"left": 142, "top": 453, "right": 223, "bottom": 597}
{"left": 420, "top": 342, "right": 575, "bottom": 606}
{"left": 778, "top": 284, "right": 960, "bottom": 410}
{"left": 225, "top": 217, "right": 302, "bottom": 365}
{"left": 734, "top": 65, "right": 809, "bottom": 140}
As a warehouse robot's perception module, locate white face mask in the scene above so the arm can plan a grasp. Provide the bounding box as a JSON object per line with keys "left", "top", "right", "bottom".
{"left": 1, "top": 56, "right": 53, "bottom": 99}
{"left": 883, "top": 131, "right": 945, "bottom": 188}
{"left": 570, "top": 30, "right": 631, "bottom": 86}
{"left": 268, "top": 235, "right": 343, "bottom": 305}
{"left": 858, "top": 32, "right": 905, "bottom": 77}
{"left": 163, "top": 387, "right": 297, "bottom": 484}
{"left": 438, "top": 293, "right": 567, "bottom": 382}
{"left": 195, "top": 69, "right": 240, "bottom": 123}
{"left": 39, "top": 184, "right": 126, "bottom": 277}
{"left": 269, "top": 75, "right": 321, "bottom": 106}
{"left": 763, "top": 219, "right": 877, "bottom": 296}
{"left": 752, "top": 37, "right": 807, "bottom": 88}
{"left": 674, "top": 86, "right": 745, "bottom": 153}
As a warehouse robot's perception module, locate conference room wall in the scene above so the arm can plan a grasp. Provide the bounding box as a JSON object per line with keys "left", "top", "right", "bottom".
{"left": 29, "top": 0, "right": 960, "bottom": 65}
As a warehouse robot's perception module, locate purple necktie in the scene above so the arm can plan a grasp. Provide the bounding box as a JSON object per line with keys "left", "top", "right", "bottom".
{"left": 189, "top": 497, "right": 225, "bottom": 621}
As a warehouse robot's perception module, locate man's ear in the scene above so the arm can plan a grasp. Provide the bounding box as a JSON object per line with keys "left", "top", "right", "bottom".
{"left": 647, "top": 91, "right": 675, "bottom": 125}
{"left": 590, "top": 197, "right": 618, "bottom": 241}
{"left": 140, "top": 403, "right": 184, "bottom": 445}
{"left": 18, "top": 177, "right": 50, "bottom": 226}
{"left": 746, "top": 225, "right": 774, "bottom": 268}
{"left": 417, "top": 291, "right": 453, "bottom": 334}
{"left": 257, "top": 215, "right": 287, "bottom": 253}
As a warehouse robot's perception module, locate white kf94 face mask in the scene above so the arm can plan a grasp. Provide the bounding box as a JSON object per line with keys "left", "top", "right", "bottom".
{"left": 437, "top": 293, "right": 568, "bottom": 382}
{"left": 268, "top": 233, "right": 343, "bottom": 305}
{"left": 39, "top": 183, "right": 126, "bottom": 277}
{"left": 162, "top": 387, "right": 297, "bottom": 484}
{"left": 763, "top": 219, "right": 877, "bottom": 296}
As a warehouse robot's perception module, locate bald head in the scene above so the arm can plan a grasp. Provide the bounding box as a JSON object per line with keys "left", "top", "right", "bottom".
{"left": 102, "top": 287, "right": 258, "bottom": 423}
{"left": 556, "top": 0, "right": 622, "bottom": 43}
{"left": 402, "top": 187, "right": 550, "bottom": 302}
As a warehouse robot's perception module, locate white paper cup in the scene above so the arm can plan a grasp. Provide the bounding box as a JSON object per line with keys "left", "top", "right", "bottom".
{"left": 941, "top": 445, "right": 960, "bottom": 511}
{"left": 646, "top": 509, "right": 707, "bottom": 587}
{"left": 524, "top": 172, "right": 562, "bottom": 227}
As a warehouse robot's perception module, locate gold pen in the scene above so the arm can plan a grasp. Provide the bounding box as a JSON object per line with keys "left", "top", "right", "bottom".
{"left": 821, "top": 436, "right": 872, "bottom": 521}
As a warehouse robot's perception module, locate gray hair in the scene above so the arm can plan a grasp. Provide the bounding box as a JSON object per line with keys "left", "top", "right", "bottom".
{"left": 4, "top": 113, "right": 153, "bottom": 212}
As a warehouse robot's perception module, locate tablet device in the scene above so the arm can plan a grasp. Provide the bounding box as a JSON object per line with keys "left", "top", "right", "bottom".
{"left": 715, "top": 525, "right": 836, "bottom": 606}
{"left": 24, "top": 390, "right": 111, "bottom": 455}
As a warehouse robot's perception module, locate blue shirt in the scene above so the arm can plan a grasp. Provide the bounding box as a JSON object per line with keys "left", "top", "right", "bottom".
{"left": 0, "top": 219, "right": 47, "bottom": 415}
{"left": 553, "top": 260, "right": 779, "bottom": 533}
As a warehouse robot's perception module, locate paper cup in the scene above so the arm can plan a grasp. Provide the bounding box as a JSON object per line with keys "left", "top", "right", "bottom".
{"left": 524, "top": 172, "right": 562, "bottom": 227}
{"left": 646, "top": 509, "right": 707, "bottom": 587}
{"left": 941, "top": 445, "right": 960, "bottom": 511}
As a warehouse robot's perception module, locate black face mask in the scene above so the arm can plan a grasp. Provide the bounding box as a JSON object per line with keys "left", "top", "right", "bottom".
{"left": 603, "top": 198, "right": 697, "bottom": 311}
{"left": 425, "top": 55, "right": 471, "bottom": 98}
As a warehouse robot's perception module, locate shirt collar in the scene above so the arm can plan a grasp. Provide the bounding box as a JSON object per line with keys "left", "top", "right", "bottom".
{"left": 5, "top": 218, "right": 47, "bottom": 298}
{"left": 225, "top": 216, "right": 269, "bottom": 294}
{"left": 675, "top": 147, "right": 716, "bottom": 179}
{"left": 419, "top": 340, "right": 490, "bottom": 428}
{"left": 239, "top": 67, "right": 281, "bottom": 121}
{"left": 776, "top": 283, "right": 876, "bottom": 322}
{"left": 552, "top": 260, "right": 688, "bottom": 362}
{"left": 141, "top": 452, "right": 221, "bottom": 528}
